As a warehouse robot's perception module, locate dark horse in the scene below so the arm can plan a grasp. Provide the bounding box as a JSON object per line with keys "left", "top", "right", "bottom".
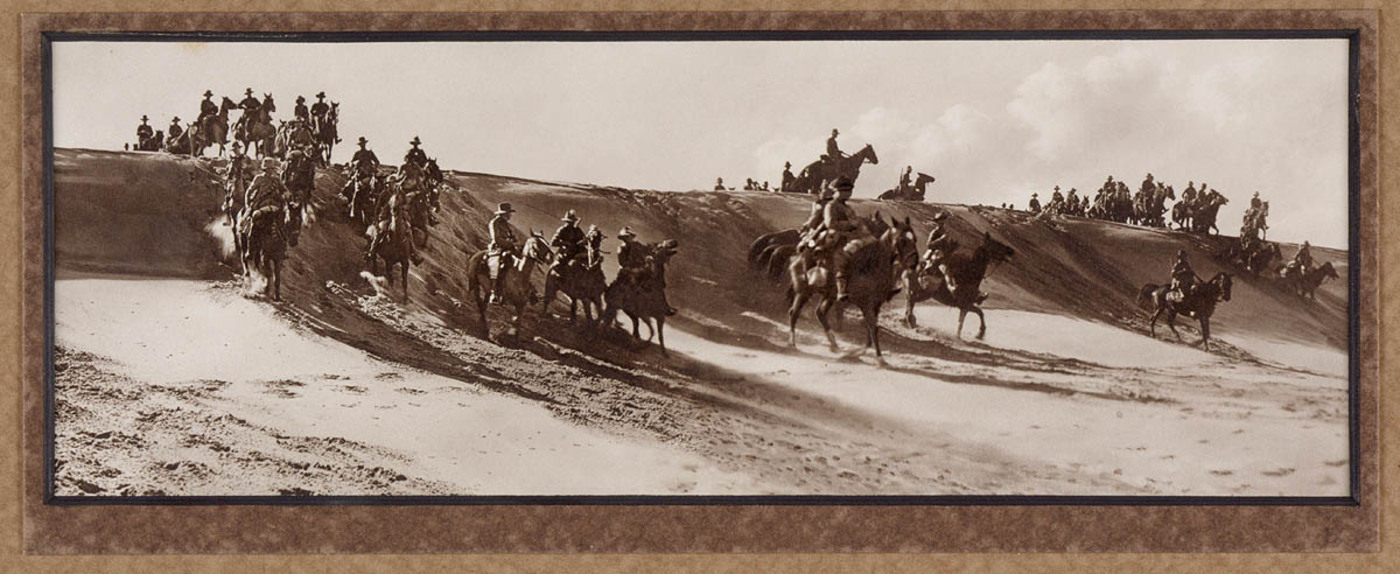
{"left": 543, "top": 229, "right": 608, "bottom": 327}
{"left": 313, "top": 102, "right": 339, "bottom": 166}
{"left": 902, "top": 231, "right": 1016, "bottom": 339}
{"left": 238, "top": 205, "right": 302, "bottom": 301}
{"left": 601, "top": 239, "right": 680, "bottom": 356}
{"left": 1139, "top": 272, "right": 1234, "bottom": 351}
{"left": 1281, "top": 261, "right": 1338, "bottom": 300}
{"left": 465, "top": 233, "right": 555, "bottom": 340}
{"left": 236, "top": 94, "right": 278, "bottom": 158}
{"left": 786, "top": 143, "right": 880, "bottom": 195}
{"left": 364, "top": 190, "right": 416, "bottom": 300}
{"left": 785, "top": 216, "right": 917, "bottom": 366}
{"left": 189, "top": 97, "right": 235, "bottom": 158}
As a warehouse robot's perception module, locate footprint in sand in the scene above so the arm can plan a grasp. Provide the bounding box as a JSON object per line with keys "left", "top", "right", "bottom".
{"left": 1209, "top": 470, "right": 1234, "bottom": 476}
{"left": 1260, "top": 467, "right": 1296, "bottom": 477}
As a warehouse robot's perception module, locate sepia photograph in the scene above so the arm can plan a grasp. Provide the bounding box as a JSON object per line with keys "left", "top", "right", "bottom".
{"left": 47, "top": 35, "right": 1353, "bottom": 499}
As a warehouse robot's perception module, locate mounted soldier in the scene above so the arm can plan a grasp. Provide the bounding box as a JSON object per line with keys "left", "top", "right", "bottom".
{"left": 235, "top": 88, "right": 261, "bottom": 135}
{"left": 897, "top": 166, "right": 913, "bottom": 197}
{"left": 310, "top": 92, "right": 331, "bottom": 136}
{"left": 713, "top": 177, "right": 726, "bottom": 191}
{"left": 221, "top": 141, "right": 255, "bottom": 229}
{"left": 197, "top": 90, "right": 218, "bottom": 131}
{"left": 1028, "top": 192, "right": 1041, "bottom": 214}
{"left": 135, "top": 115, "right": 154, "bottom": 149}
{"left": 821, "top": 177, "right": 876, "bottom": 302}
{"left": 1181, "top": 181, "right": 1197, "bottom": 205}
{"left": 404, "top": 136, "right": 428, "bottom": 169}
{"left": 780, "top": 161, "right": 795, "bottom": 192}
{"left": 550, "top": 210, "right": 588, "bottom": 270}
{"left": 167, "top": 116, "right": 184, "bottom": 143}
{"left": 1286, "top": 241, "right": 1315, "bottom": 276}
{"left": 1065, "top": 188, "right": 1079, "bottom": 214}
{"left": 281, "top": 147, "right": 317, "bottom": 226}
{"left": 286, "top": 119, "right": 316, "bottom": 155}
{"left": 824, "top": 128, "right": 844, "bottom": 167}
{"left": 614, "top": 227, "right": 678, "bottom": 316}
{"left": 241, "top": 158, "right": 290, "bottom": 236}
{"left": 486, "top": 202, "right": 519, "bottom": 303}
{"left": 1169, "top": 249, "right": 1198, "bottom": 300}
{"left": 921, "top": 211, "right": 959, "bottom": 286}
{"left": 341, "top": 136, "right": 380, "bottom": 207}
{"left": 293, "top": 95, "right": 310, "bottom": 123}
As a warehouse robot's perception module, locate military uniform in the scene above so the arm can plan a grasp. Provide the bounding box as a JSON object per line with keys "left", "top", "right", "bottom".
{"left": 243, "top": 164, "right": 290, "bottom": 226}
{"left": 311, "top": 94, "right": 330, "bottom": 133}
{"left": 236, "top": 91, "right": 261, "bottom": 134}
{"left": 1028, "top": 194, "right": 1041, "bottom": 214}
{"left": 135, "top": 118, "right": 153, "bottom": 146}
{"left": 198, "top": 92, "right": 218, "bottom": 128}
{"left": 1291, "top": 243, "right": 1314, "bottom": 275}
{"left": 294, "top": 97, "right": 310, "bottom": 122}
{"left": 550, "top": 213, "right": 587, "bottom": 266}
{"left": 487, "top": 203, "right": 518, "bottom": 302}
{"left": 343, "top": 140, "right": 381, "bottom": 200}
{"left": 1170, "top": 251, "right": 1197, "bottom": 298}
{"left": 780, "top": 164, "right": 795, "bottom": 192}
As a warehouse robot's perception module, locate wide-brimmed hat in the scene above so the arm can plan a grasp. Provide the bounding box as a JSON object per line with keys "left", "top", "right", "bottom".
{"left": 140, "top": 115, "right": 149, "bottom": 122}
{"left": 833, "top": 177, "right": 855, "bottom": 192}
{"left": 261, "top": 158, "right": 279, "bottom": 170}
{"left": 617, "top": 227, "right": 636, "bottom": 239}
{"left": 244, "top": 88, "right": 254, "bottom": 95}
{"left": 203, "top": 90, "right": 213, "bottom": 97}
{"left": 316, "top": 91, "right": 326, "bottom": 98}
{"left": 495, "top": 202, "right": 515, "bottom": 215}
{"left": 1253, "top": 191, "right": 1260, "bottom": 197}
{"left": 357, "top": 136, "right": 368, "bottom": 145}
{"left": 171, "top": 116, "right": 181, "bottom": 122}
{"left": 1032, "top": 193, "right": 1039, "bottom": 197}
{"left": 784, "top": 161, "right": 791, "bottom": 168}
{"left": 410, "top": 136, "right": 422, "bottom": 146}
{"left": 831, "top": 128, "right": 839, "bottom": 135}
{"left": 561, "top": 210, "right": 579, "bottom": 223}
{"left": 296, "top": 95, "right": 306, "bottom": 103}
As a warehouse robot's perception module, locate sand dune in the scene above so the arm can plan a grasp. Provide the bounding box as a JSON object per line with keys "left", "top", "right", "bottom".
{"left": 51, "top": 148, "right": 1349, "bottom": 496}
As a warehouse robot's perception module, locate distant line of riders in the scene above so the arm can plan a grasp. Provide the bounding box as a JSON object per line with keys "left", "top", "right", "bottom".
{"left": 132, "top": 88, "right": 339, "bottom": 164}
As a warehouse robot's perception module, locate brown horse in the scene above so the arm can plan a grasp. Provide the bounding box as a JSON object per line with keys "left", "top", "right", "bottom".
{"left": 748, "top": 228, "right": 800, "bottom": 270}
{"left": 902, "top": 231, "right": 1015, "bottom": 339}
{"left": 1139, "top": 272, "right": 1234, "bottom": 350}
{"left": 601, "top": 239, "right": 680, "bottom": 356}
{"left": 877, "top": 172, "right": 936, "bottom": 201}
{"left": 364, "top": 191, "right": 416, "bottom": 300}
{"left": 313, "top": 102, "right": 339, "bottom": 166}
{"left": 1282, "top": 261, "right": 1338, "bottom": 299}
{"left": 190, "top": 97, "right": 235, "bottom": 158}
{"left": 786, "top": 143, "right": 880, "bottom": 195}
{"left": 238, "top": 205, "right": 302, "bottom": 301}
{"left": 465, "top": 233, "right": 555, "bottom": 340}
{"left": 785, "top": 216, "right": 916, "bottom": 366}
{"left": 543, "top": 231, "right": 608, "bottom": 327}
{"left": 236, "top": 94, "right": 278, "bottom": 158}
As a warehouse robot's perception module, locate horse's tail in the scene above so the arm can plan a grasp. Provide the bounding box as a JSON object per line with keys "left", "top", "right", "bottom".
{"left": 1137, "top": 283, "right": 1160, "bottom": 308}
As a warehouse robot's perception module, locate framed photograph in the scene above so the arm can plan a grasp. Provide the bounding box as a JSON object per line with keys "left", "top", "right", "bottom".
{"left": 19, "top": 10, "right": 1378, "bottom": 555}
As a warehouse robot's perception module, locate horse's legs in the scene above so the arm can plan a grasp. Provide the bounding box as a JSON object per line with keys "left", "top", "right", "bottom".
{"left": 788, "top": 289, "right": 811, "bottom": 348}
{"left": 973, "top": 306, "right": 987, "bottom": 340}
{"left": 401, "top": 260, "right": 409, "bottom": 301}
{"left": 903, "top": 273, "right": 919, "bottom": 328}
{"left": 816, "top": 297, "right": 840, "bottom": 353}
{"left": 1148, "top": 303, "right": 1163, "bottom": 337}
{"left": 656, "top": 316, "right": 668, "bottom": 357}
{"left": 1166, "top": 308, "right": 1183, "bottom": 342}
{"left": 864, "top": 306, "right": 887, "bottom": 367}
{"left": 630, "top": 313, "right": 641, "bottom": 340}
{"left": 1199, "top": 317, "right": 1211, "bottom": 351}
{"left": 956, "top": 309, "right": 967, "bottom": 339}
{"left": 270, "top": 257, "right": 281, "bottom": 301}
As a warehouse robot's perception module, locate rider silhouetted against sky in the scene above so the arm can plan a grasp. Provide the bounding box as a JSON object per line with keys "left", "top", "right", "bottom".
{"left": 53, "top": 39, "right": 1348, "bottom": 247}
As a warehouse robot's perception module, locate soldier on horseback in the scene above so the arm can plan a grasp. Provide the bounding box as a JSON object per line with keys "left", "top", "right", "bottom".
{"left": 897, "top": 166, "right": 913, "bottom": 197}
{"left": 167, "top": 116, "right": 184, "bottom": 142}
{"left": 235, "top": 88, "right": 261, "bottom": 135}
{"left": 713, "top": 177, "right": 726, "bottom": 191}
{"left": 1065, "top": 188, "right": 1079, "bottom": 215}
{"left": 1169, "top": 249, "right": 1198, "bottom": 300}
{"left": 780, "top": 161, "right": 795, "bottom": 192}
{"left": 341, "top": 136, "right": 380, "bottom": 203}
{"left": 486, "top": 202, "right": 519, "bottom": 304}
{"left": 820, "top": 177, "right": 874, "bottom": 302}
{"left": 293, "top": 95, "right": 309, "bottom": 123}
{"left": 197, "top": 90, "right": 218, "bottom": 129}
{"left": 281, "top": 147, "right": 316, "bottom": 225}
{"left": 222, "top": 141, "right": 255, "bottom": 223}
{"left": 1286, "top": 241, "right": 1315, "bottom": 276}
{"left": 242, "top": 158, "right": 290, "bottom": 228}
{"left": 135, "top": 115, "right": 154, "bottom": 149}
{"left": 404, "top": 136, "right": 428, "bottom": 169}
{"left": 921, "top": 211, "right": 957, "bottom": 280}
{"left": 550, "top": 210, "right": 588, "bottom": 270}
{"left": 311, "top": 92, "right": 332, "bottom": 139}
{"left": 614, "top": 227, "right": 678, "bottom": 316}
{"left": 1028, "top": 192, "right": 1041, "bottom": 214}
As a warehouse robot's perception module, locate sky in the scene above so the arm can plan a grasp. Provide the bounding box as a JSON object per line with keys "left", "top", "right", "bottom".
{"left": 52, "top": 39, "right": 1350, "bottom": 248}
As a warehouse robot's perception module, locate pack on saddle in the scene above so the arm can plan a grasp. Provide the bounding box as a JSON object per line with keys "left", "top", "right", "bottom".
{"left": 795, "top": 177, "right": 876, "bottom": 302}
{"left": 549, "top": 210, "right": 588, "bottom": 276}
{"left": 486, "top": 202, "right": 520, "bottom": 304}
{"left": 239, "top": 158, "right": 293, "bottom": 245}
{"left": 919, "top": 210, "right": 962, "bottom": 291}
{"left": 341, "top": 136, "right": 380, "bottom": 207}
{"left": 1283, "top": 241, "right": 1315, "bottom": 278}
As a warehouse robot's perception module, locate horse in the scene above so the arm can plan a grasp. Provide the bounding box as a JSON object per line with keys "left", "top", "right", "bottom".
{"left": 313, "top": 102, "right": 339, "bottom": 166}
{"left": 236, "top": 94, "right": 278, "bottom": 158}
{"left": 1139, "top": 272, "right": 1234, "bottom": 350}
{"left": 190, "top": 97, "right": 235, "bottom": 158}
{"left": 465, "top": 233, "right": 555, "bottom": 340}
{"left": 902, "top": 231, "right": 1015, "bottom": 339}
{"left": 877, "top": 172, "right": 936, "bottom": 201}
{"left": 1232, "top": 241, "right": 1282, "bottom": 276}
{"left": 543, "top": 231, "right": 608, "bottom": 327}
{"left": 135, "top": 129, "right": 163, "bottom": 152}
{"left": 749, "top": 228, "right": 801, "bottom": 270}
{"left": 238, "top": 204, "right": 302, "bottom": 301}
{"left": 785, "top": 216, "right": 915, "bottom": 366}
{"left": 1191, "top": 193, "right": 1228, "bottom": 235}
{"left": 1282, "top": 260, "right": 1338, "bottom": 299}
{"left": 601, "top": 239, "right": 680, "bottom": 356}
{"left": 364, "top": 191, "right": 418, "bottom": 300}
{"left": 164, "top": 126, "right": 192, "bottom": 156}
{"left": 222, "top": 161, "right": 253, "bottom": 259}
{"left": 786, "top": 143, "right": 880, "bottom": 194}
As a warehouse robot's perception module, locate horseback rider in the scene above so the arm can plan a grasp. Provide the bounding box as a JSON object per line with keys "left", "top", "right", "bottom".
{"left": 293, "top": 95, "right": 310, "bottom": 122}
{"left": 486, "top": 202, "right": 519, "bottom": 303}
{"left": 825, "top": 128, "right": 843, "bottom": 164}
{"left": 550, "top": 210, "right": 588, "bottom": 270}
{"left": 341, "top": 136, "right": 380, "bottom": 199}
{"left": 235, "top": 88, "right": 261, "bottom": 134}
{"left": 167, "top": 116, "right": 184, "bottom": 145}
{"left": 1181, "top": 181, "right": 1197, "bottom": 205}
{"left": 310, "top": 92, "right": 331, "bottom": 135}
{"left": 1028, "top": 192, "right": 1041, "bottom": 214}
{"left": 241, "top": 158, "right": 291, "bottom": 237}
{"left": 711, "top": 177, "right": 724, "bottom": 191}
{"left": 819, "top": 177, "right": 871, "bottom": 302}
{"left": 1169, "top": 249, "right": 1198, "bottom": 298}
{"left": 897, "top": 166, "right": 913, "bottom": 197}
{"left": 404, "top": 136, "right": 428, "bottom": 169}
{"left": 781, "top": 161, "right": 795, "bottom": 192}
{"left": 197, "top": 90, "right": 218, "bottom": 129}
{"left": 135, "top": 115, "right": 153, "bottom": 148}
{"left": 281, "top": 147, "right": 316, "bottom": 222}
{"left": 1288, "top": 241, "right": 1315, "bottom": 276}
{"left": 615, "top": 227, "right": 678, "bottom": 316}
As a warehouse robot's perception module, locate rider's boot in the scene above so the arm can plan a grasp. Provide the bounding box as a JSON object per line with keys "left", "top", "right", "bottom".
{"left": 489, "top": 273, "right": 505, "bottom": 304}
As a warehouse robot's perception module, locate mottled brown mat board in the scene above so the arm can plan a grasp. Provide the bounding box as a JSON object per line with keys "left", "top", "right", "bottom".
{"left": 19, "top": 10, "right": 1378, "bottom": 555}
